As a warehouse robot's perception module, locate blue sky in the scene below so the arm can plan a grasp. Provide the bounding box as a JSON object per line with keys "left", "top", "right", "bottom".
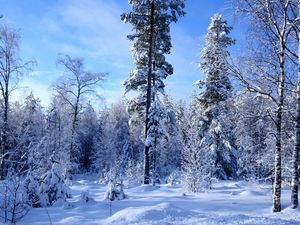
{"left": 0, "top": 0, "right": 243, "bottom": 108}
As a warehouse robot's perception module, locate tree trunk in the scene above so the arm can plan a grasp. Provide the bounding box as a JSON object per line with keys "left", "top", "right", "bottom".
{"left": 144, "top": 1, "right": 155, "bottom": 184}
{"left": 0, "top": 85, "right": 9, "bottom": 180}
{"left": 273, "top": 44, "right": 285, "bottom": 213}
{"left": 152, "top": 61, "right": 158, "bottom": 185}
{"left": 67, "top": 90, "right": 80, "bottom": 178}
{"left": 291, "top": 7, "right": 300, "bottom": 208}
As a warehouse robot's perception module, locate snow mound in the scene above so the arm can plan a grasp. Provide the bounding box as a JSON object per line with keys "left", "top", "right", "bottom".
{"left": 227, "top": 182, "right": 241, "bottom": 188}
{"left": 130, "top": 184, "right": 160, "bottom": 192}
{"left": 103, "top": 202, "right": 192, "bottom": 225}
{"left": 79, "top": 190, "right": 97, "bottom": 204}
{"left": 239, "top": 190, "right": 265, "bottom": 197}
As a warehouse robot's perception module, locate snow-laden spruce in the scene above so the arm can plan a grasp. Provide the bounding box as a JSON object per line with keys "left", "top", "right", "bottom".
{"left": 184, "top": 14, "right": 237, "bottom": 192}
{"left": 38, "top": 158, "right": 70, "bottom": 207}
{"left": 11, "top": 94, "right": 45, "bottom": 176}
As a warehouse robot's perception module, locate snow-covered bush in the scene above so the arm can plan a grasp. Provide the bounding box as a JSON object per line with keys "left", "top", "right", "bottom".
{"left": 183, "top": 153, "right": 206, "bottom": 193}
{"left": 124, "top": 160, "right": 143, "bottom": 187}
{"left": 182, "top": 124, "right": 217, "bottom": 192}
{"left": 106, "top": 180, "right": 125, "bottom": 201}
{"left": 39, "top": 161, "right": 70, "bottom": 206}
{"left": 24, "top": 172, "right": 40, "bottom": 208}
{"left": 80, "top": 190, "right": 96, "bottom": 203}
{"left": 167, "top": 170, "right": 182, "bottom": 185}
{"left": 80, "top": 190, "right": 90, "bottom": 203}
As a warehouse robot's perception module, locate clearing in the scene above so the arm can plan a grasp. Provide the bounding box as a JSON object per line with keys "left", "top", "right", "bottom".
{"left": 20, "top": 176, "right": 300, "bottom": 225}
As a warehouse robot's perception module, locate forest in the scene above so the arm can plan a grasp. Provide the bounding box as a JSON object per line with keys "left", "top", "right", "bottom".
{"left": 1, "top": 0, "right": 300, "bottom": 224}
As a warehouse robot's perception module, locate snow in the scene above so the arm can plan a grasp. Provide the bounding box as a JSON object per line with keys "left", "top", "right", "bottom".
{"left": 20, "top": 177, "right": 300, "bottom": 225}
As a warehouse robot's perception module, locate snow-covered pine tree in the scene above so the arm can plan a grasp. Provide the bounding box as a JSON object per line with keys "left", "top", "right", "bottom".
{"left": 182, "top": 100, "right": 204, "bottom": 192}
{"left": 77, "top": 103, "right": 98, "bottom": 171}
{"left": 195, "top": 14, "right": 237, "bottom": 180}
{"left": 10, "top": 93, "right": 45, "bottom": 175}
{"left": 89, "top": 108, "right": 108, "bottom": 175}
{"left": 174, "top": 100, "right": 189, "bottom": 148}
{"left": 121, "top": 0, "right": 185, "bottom": 184}
{"left": 24, "top": 171, "right": 40, "bottom": 208}
{"left": 27, "top": 97, "right": 71, "bottom": 179}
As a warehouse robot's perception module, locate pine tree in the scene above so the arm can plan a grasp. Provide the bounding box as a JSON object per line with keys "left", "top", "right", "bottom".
{"left": 90, "top": 109, "right": 108, "bottom": 175}
{"left": 122, "top": 0, "right": 185, "bottom": 184}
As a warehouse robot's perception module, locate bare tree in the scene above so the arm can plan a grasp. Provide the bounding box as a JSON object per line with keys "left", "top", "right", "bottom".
{"left": 0, "top": 173, "right": 30, "bottom": 224}
{"left": 0, "top": 24, "right": 33, "bottom": 180}
{"left": 54, "top": 55, "right": 105, "bottom": 175}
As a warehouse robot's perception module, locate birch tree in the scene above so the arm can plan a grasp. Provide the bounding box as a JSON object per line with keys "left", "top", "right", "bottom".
{"left": 291, "top": 0, "right": 300, "bottom": 209}
{"left": 54, "top": 55, "right": 105, "bottom": 174}
{"left": 232, "top": 0, "right": 294, "bottom": 212}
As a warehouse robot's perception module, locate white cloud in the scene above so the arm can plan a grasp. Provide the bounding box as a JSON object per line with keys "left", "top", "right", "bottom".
{"left": 37, "top": 0, "right": 132, "bottom": 65}
{"left": 11, "top": 78, "right": 52, "bottom": 107}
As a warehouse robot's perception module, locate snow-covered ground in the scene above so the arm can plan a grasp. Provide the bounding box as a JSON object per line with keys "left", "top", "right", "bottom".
{"left": 20, "top": 177, "right": 300, "bottom": 225}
